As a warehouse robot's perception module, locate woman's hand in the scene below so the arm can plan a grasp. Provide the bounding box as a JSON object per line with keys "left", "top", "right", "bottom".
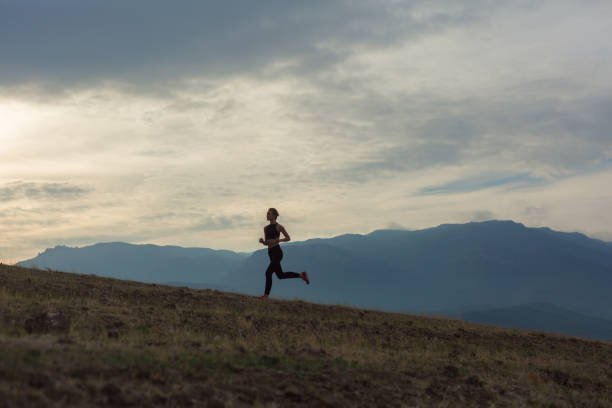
{"left": 259, "top": 238, "right": 265, "bottom": 245}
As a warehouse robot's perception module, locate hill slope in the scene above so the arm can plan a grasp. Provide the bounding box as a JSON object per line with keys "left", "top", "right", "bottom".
{"left": 1, "top": 265, "right": 610, "bottom": 407}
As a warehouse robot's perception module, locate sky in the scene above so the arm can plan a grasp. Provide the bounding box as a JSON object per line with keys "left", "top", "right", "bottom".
{"left": 1, "top": 0, "right": 612, "bottom": 262}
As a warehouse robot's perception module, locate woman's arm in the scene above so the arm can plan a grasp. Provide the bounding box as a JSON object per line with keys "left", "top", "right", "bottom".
{"left": 278, "top": 224, "right": 290, "bottom": 243}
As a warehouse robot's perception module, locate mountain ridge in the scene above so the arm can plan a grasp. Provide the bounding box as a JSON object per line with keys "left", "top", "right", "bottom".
{"left": 458, "top": 302, "right": 612, "bottom": 341}
{"left": 17, "top": 220, "right": 612, "bottom": 338}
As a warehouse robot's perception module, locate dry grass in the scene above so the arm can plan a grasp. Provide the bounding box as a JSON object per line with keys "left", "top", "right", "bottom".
{"left": 0, "top": 264, "right": 611, "bottom": 407}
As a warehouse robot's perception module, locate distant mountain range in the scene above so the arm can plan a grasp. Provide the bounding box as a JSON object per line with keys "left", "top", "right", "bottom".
{"left": 17, "top": 220, "right": 612, "bottom": 340}
{"left": 457, "top": 302, "right": 612, "bottom": 340}
{"left": 19, "top": 243, "right": 249, "bottom": 285}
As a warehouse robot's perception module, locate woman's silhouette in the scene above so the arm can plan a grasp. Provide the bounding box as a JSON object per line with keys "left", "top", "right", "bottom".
{"left": 258, "top": 208, "right": 309, "bottom": 298}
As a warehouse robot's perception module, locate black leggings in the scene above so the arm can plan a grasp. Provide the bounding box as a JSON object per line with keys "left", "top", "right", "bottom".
{"left": 265, "top": 245, "right": 300, "bottom": 295}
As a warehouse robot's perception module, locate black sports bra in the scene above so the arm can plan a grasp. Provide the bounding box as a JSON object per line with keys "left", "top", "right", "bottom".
{"left": 264, "top": 223, "right": 280, "bottom": 240}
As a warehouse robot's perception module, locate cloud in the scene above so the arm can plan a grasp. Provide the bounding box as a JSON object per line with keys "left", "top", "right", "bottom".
{"left": 470, "top": 210, "right": 495, "bottom": 222}
{"left": 386, "top": 222, "right": 408, "bottom": 230}
{"left": 311, "top": 142, "right": 462, "bottom": 187}
{"left": 0, "top": 181, "right": 91, "bottom": 202}
{"left": 0, "top": 1, "right": 504, "bottom": 93}
{"left": 137, "top": 212, "right": 178, "bottom": 223}
{"left": 415, "top": 173, "right": 542, "bottom": 196}
{"left": 188, "top": 214, "right": 252, "bottom": 232}
{"left": 2, "top": 1, "right": 612, "bottom": 261}
{"left": 465, "top": 96, "right": 612, "bottom": 174}
{"left": 521, "top": 205, "right": 548, "bottom": 226}
{"left": 5, "top": 1, "right": 610, "bottom": 184}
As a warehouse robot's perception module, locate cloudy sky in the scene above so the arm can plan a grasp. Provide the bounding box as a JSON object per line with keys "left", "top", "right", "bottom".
{"left": 1, "top": 0, "right": 612, "bottom": 262}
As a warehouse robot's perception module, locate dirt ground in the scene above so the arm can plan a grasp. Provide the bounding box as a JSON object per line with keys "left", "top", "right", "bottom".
{"left": 1, "top": 264, "right": 610, "bottom": 407}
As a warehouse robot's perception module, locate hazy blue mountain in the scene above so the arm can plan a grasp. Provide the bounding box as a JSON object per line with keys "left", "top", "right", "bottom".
{"left": 222, "top": 220, "right": 612, "bottom": 322}
{"left": 17, "top": 220, "right": 612, "bottom": 338}
{"left": 457, "top": 302, "right": 612, "bottom": 341}
{"left": 18, "top": 242, "right": 249, "bottom": 284}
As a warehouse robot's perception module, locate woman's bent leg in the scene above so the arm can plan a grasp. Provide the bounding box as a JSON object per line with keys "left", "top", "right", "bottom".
{"left": 274, "top": 263, "right": 300, "bottom": 279}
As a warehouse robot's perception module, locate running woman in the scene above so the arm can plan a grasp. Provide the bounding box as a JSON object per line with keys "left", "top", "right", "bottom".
{"left": 258, "top": 208, "right": 309, "bottom": 298}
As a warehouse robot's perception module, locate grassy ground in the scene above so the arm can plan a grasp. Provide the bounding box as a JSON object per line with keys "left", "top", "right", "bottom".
{"left": 0, "top": 264, "right": 610, "bottom": 407}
